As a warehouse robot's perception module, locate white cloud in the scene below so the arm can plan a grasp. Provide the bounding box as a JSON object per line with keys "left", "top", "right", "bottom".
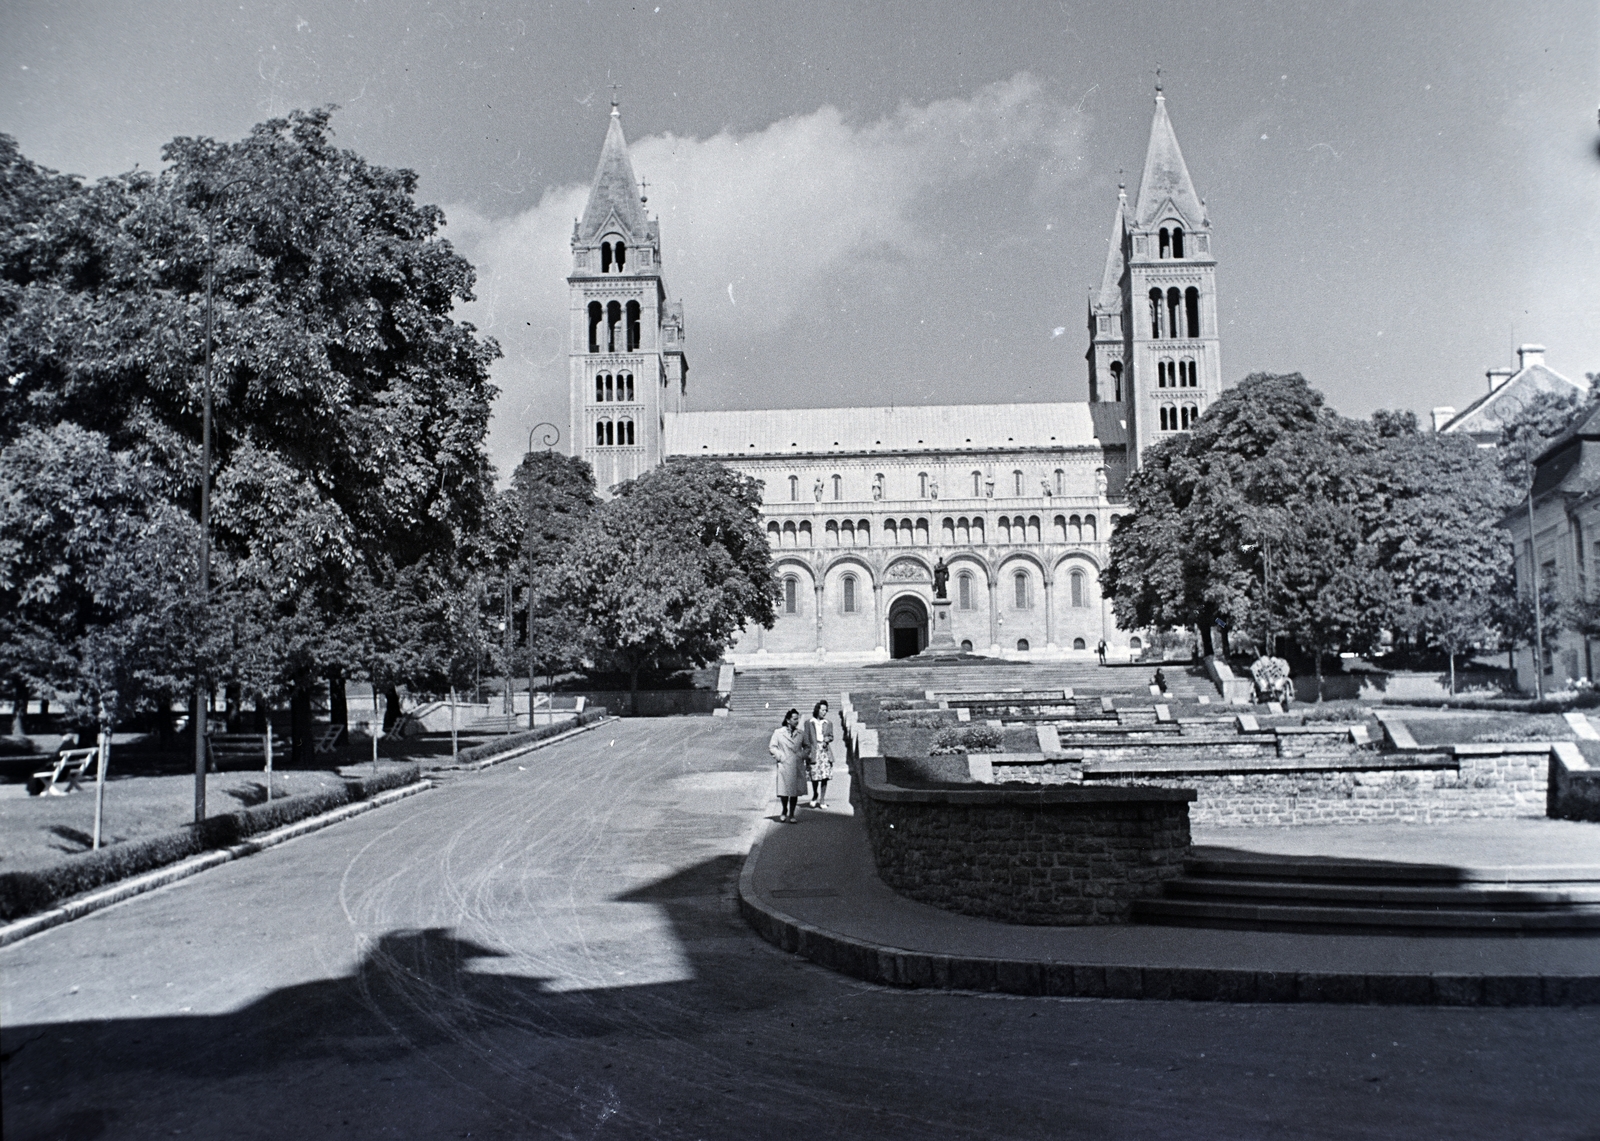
{"left": 446, "top": 72, "right": 1089, "bottom": 479}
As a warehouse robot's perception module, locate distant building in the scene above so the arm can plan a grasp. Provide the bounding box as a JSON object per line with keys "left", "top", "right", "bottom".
{"left": 564, "top": 91, "right": 1221, "bottom": 663}
{"left": 1435, "top": 345, "right": 1584, "bottom": 444}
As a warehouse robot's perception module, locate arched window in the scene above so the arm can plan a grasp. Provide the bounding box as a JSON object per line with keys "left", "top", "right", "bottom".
{"left": 621, "top": 419, "right": 635, "bottom": 445}
{"left": 971, "top": 517, "right": 984, "bottom": 544}
{"left": 1178, "top": 359, "right": 1194, "bottom": 387}
{"left": 1054, "top": 469, "right": 1064, "bottom": 496}
{"left": 997, "top": 517, "right": 1012, "bottom": 544}
{"left": 614, "top": 242, "right": 625, "bottom": 271}
{"left": 1073, "top": 637, "right": 1087, "bottom": 650}
{"left": 1028, "top": 515, "right": 1041, "bottom": 543}
{"left": 606, "top": 300, "right": 622, "bottom": 353}
{"left": 587, "top": 301, "right": 602, "bottom": 353}
{"left": 961, "top": 639, "right": 973, "bottom": 652}
{"left": 842, "top": 574, "right": 857, "bottom": 614}
{"left": 1110, "top": 360, "right": 1123, "bottom": 401}
{"left": 884, "top": 519, "right": 899, "bottom": 545}
{"left": 972, "top": 471, "right": 982, "bottom": 497}
{"left": 1070, "top": 514, "right": 1083, "bottom": 542}
{"left": 825, "top": 520, "right": 839, "bottom": 547}
{"left": 832, "top": 474, "right": 842, "bottom": 500}
{"left": 941, "top": 517, "right": 955, "bottom": 545}
{"left": 789, "top": 475, "right": 799, "bottom": 501}
{"left": 857, "top": 519, "right": 871, "bottom": 545}
{"left": 1158, "top": 359, "right": 1172, "bottom": 388}
{"left": 1016, "top": 638, "right": 1030, "bottom": 652}
{"left": 600, "top": 241, "right": 613, "bottom": 273}
{"left": 1054, "top": 515, "right": 1067, "bottom": 542}
{"left": 1084, "top": 515, "right": 1096, "bottom": 542}
{"left": 1070, "top": 569, "right": 1086, "bottom": 608}
{"left": 1110, "top": 513, "right": 1121, "bottom": 531}
{"left": 626, "top": 301, "right": 641, "bottom": 351}
{"left": 1181, "top": 403, "right": 1198, "bottom": 430}
{"left": 782, "top": 521, "right": 797, "bottom": 547}
{"left": 1167, "top": 288, "right": 1182, "bottom": 340}
{"left": 1185, "top": 287, "right": 1200, "bottom": 338}
{"left": 958, "top": 517, "right": 970, "bottom": 544}
{"left": 1172, "top": 227, "right": 1185, "bottom": 259}
{"left": 842, "top": 520, "right": 856, "bottom": 546}
{"left": 1160, "top": 404, "right": 1176, "bottom": 431}
{"left": 915, "top": 518, "right": 929, "bottom": 545}
{"left": 1148, "top": 289, "right": 1163, "bottom": 338}
{"left": 1129, "top": 635, "right": 1143, "bottom": 651}
{"left": 784, "top": 576, "right": 798, "bottom": 614}
{"left": 766, "top": 522, "right": 780, "bottom": 547}
{"left": 1159, "top": 227, "right": 1171, "bottom": 259}
{"left": 958, "top": 572, "right": 973, "bottom": 610}
{"left": 596, "top": 421, "right": 606, "bottom": 447}
{"left": 623, "top": 372, "right": 635, "bottom": 401}
{"left": 1013, "top": 470, "right": 1023, "bottom": 497}
{"left": 1014, "top": 571, "right": 1030, "bottom": 609}
{"left": 799, "top": 521, "right": 813, "bottom": 547}
{"left": 919, "top": 472, "right": 929, "bottom": 498}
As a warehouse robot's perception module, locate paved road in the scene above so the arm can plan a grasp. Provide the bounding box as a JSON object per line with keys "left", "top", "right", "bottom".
{"left": 3, "top": 716, "right": 1597, "bottom": 1140}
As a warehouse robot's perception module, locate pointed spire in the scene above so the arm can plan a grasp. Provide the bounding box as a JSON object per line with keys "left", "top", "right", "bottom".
{"left": 578, "top": 107, "right": 650, "bottom": 243}
{"left": 1095, "top": 192, "right": 1126, "bottom": 311}
{"left": 1132, "top": 89, "right": 1204, "bottom": 229}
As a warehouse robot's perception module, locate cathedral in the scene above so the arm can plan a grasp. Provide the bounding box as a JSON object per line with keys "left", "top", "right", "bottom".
{"left": 565, "top": 89, "right": 1221, "bottom": 664}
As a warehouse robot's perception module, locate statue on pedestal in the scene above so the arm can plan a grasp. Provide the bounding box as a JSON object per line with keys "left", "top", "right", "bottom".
{"left": 932, "top": 557, "right": 949, "bottom": 600}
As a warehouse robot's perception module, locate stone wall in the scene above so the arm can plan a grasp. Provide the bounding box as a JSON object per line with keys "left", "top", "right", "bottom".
{"left": 856, "top": 759, "right": 1193, "bottom": 925}
{"left": 1550, "top": 743, "right": 1600, "bottom": 823}
{"left": 1117, "top": 751, "right": 1548, "bottom": 827}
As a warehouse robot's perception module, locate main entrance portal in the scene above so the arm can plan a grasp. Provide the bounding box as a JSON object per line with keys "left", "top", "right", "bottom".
{"left": 888, "top": 597, "right": 929, "bottom": 659}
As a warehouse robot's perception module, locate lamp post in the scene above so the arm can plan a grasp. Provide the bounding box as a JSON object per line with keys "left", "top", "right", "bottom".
{"left": 1527, "top": 463, "right": 1545, "bottom": 700}
{"left": 193, "top": 175, "right": 250, "bottom": 825}
{"left": 525, "top": 423, "right": 560, "bottom": 728}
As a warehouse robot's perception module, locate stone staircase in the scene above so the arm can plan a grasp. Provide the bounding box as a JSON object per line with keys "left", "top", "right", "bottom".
{"left": 1133, "top": 849, "right": 1600, "bottom": 935}
{"left": 727, "top": 659, "right": 1214, "bottom": 716}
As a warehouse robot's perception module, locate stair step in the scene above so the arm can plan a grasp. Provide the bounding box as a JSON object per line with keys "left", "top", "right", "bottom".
{"left": 1164, "top": 877, "right": 1600, "bottom": 908}
{"left": 1132, "top": 897, "right": 1600, "bottom": 934}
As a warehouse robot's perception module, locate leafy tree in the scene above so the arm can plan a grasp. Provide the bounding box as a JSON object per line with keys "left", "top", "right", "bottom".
{"left": 508, "top": 451, "right": 601, "bottom": 691}
{"left": 564, "top": 460, "right": 776, "bottom": 712}
{"left": 1, "top": 114, "right": 501, "bottom": 762}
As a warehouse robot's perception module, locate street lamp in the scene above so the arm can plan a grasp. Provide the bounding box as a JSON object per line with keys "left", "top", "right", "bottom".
{"left": 193, "top": 174, "right": 251, "bottom": 825}
{"left": 1526, "top": 461, "right": 1546, "bottom": 701}
{"left": 525, "top": 423, "right": 560, "bottom": 728}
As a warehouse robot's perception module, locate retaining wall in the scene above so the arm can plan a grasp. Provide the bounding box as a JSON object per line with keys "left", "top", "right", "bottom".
{"left": 855, "top": 757, "right": 1193, "bottom": 925}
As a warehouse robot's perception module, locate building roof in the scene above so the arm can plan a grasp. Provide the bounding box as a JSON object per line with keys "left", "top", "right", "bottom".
{"left": 1442, "top": 362, "right": 1585, "bottom": 440}
{"left": 1092, "top": 192, "right": 1127, "bottom": 312}
{"left": 579, "top": 107, "right": 651, "bottom": 243}
{"left": 1133, "top": 91, "right": 1205, "bottom": 230}
{"left": 664, "top": 403, "right": 1125, "bottom": 458}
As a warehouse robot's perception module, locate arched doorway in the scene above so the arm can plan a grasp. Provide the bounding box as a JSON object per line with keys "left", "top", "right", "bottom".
{"left": 888, "top": 595, "right": 929, "bottom": 659}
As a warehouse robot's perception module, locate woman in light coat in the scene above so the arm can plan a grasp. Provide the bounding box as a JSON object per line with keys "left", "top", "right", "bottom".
{"left": 768, "top": 708, "right": 807, "bottom": 822}
{"left": 802, "top": 699, "right": 836, "bottom": 809}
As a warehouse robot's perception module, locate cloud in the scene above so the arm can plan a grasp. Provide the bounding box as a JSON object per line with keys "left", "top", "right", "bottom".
{"left": 445, "top": 72, "right": 1089, "bottom": 479}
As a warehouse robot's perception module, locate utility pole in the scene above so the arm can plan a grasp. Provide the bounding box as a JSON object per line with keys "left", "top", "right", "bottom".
{"left": 525, "top": 424, "right": 560, "bottom": 729}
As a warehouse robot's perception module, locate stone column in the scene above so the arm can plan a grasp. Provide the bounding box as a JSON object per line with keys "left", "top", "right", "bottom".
{"left": 873, "top": 579, "right": 885, "bottom": 654}
{"left": 988, "top": 577, "right": 1000, "bottom": 653}
{"left": 1044, "top": 576, "right": 1056, "bottom": 650}
{"left": 814, "top": 581, "right": 825, "bottom": 653}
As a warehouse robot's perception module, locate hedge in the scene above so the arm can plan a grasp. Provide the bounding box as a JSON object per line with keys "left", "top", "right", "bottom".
{"left": 0, "top": 764, "right": 421, "bottom": 922}
{"left": 446, "top": 707, "right": 609, "bottom": 767}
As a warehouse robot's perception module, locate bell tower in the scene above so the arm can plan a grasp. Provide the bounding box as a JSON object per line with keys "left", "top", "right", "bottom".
{"left": 568, "top": 101, "right": 688, "bottom": 493}
{"left": 1086, "top": 186, "right": 1127, "bottom": 406}
{"left": 1119, "top": 86, "right": 1220, "bottom": 467}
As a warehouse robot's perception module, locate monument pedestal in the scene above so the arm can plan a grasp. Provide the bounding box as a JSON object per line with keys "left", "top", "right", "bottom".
{"left": 922, "top": 598, "right": 964, "bottom": 657}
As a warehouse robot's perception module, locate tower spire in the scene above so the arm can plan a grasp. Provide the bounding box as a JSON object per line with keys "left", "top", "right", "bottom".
{"left": 579, "top": 103, "right": 649, "bottom": 244}
{"left": 1133, "top": 86, "right": 1203, "bottom": 229}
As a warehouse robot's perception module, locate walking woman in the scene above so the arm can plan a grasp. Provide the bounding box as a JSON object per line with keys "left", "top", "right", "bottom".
{"left": 803, "top": 699, "right": 836, "bottom": 809}
{"left": 769, "top": 708, "right": 807, "bottom": 822}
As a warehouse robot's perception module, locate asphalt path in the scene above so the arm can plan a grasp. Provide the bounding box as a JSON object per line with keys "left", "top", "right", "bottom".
{"left": 3, "top": 715, "right": 1598, "bottom": 1140}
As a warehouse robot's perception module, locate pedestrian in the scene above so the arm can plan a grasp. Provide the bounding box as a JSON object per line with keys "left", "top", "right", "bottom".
{"left": 1152, "top": 667, "right": 1167, "bottom": 693}
{"left": 769, "top": 708, "right": 807, "bottom": 822}
{"left": 1096, "top": 638, "right": 1107, "bottom": 666}
{"left": 802, "top": 699, "right": 836, "bottom": 809}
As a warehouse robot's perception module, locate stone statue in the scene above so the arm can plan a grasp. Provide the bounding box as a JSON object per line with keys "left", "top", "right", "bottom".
{"left": 928, "top": 479, "right": 939, "bottom": 500}
{"left": 932, "top": 557, "right": 949, "bottom": 600}
{"left": 1095, "top": 467, "right": 1109, "bottom": 497}
{"left": 813, "top": 478, "right": 825, "bottom": 502}
{"left": 872, "top": 475, "right": 884, "bottom": 501}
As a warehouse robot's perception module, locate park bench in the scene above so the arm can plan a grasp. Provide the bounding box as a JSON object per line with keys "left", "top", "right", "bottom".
{"left": 30, "top": 745, "right": 100, "bottom": 796}
{"left": 207, "top": 732, "right": 290, "bottom": 772}
{"left": 313, "top": 724, "right": 346, "bottom": 755}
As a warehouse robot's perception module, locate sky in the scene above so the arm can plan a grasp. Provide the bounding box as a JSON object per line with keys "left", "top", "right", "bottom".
{"left": 4, "top": 1, "right": 1597, "bottom": 481}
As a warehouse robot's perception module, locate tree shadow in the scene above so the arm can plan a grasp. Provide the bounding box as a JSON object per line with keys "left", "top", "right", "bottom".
{"left": 224, "top": 781, "right": 269, "bottom": 807}
{"left": 45, "top": 825, "right": 94, "bottom": 853}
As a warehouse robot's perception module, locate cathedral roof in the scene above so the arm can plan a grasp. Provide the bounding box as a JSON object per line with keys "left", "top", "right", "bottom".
{"left": 1133, "top": 92, "right": 1205, "bottom": 230}
{"left": 579, "top": 106, "right": 651, "bottom": 243}
{"left": 1093, "top": 192, "right": 1127, "bottom": 312}
{"left": 664, "top": 403, "right": 1124, "bottom": 458}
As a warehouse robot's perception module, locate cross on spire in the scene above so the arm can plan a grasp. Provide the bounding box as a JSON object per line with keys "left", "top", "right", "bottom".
{"left": 608, "top": 82, "right": 622, "bottom": 111}
{"left": 638, "top": 177, "right": 649, "bottom": 204}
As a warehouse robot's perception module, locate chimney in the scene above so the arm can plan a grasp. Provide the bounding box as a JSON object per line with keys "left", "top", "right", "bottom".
{"left": 1487, "top": 367, "right": 1514, "bottom": 391}
{"left": 1517, "top": 344, "right": 1546, "bottom": 370}
{"left": 1431, "top": 406, "right": 1457, "bottom": 432}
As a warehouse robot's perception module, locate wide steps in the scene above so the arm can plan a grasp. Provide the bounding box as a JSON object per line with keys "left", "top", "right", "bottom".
{"left": 1133, "top": 852, "right": 1600, "bottom": 935}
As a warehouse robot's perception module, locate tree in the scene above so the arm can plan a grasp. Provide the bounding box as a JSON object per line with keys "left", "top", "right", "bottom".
{"left": 564, "top": 460, "right": 776, "bottom": 712}
{"left": 1, "top": 114, "right": 501, "bottom": 762}
{"left": 509, "top": 451, "right": 600, "bottom": 691}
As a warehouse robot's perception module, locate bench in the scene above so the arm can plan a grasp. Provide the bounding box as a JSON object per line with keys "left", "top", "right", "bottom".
{"left": 314, "top": 725, "right": 346, "bottom": 756}
{"left": 207, "top": 733, "right": 290, "bottom": 771}
{"left": 30, "top": 746, "right": 100, "bottom": 796}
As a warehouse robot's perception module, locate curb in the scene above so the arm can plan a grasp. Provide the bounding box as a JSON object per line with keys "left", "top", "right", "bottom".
{"left": 0, "top": 780, "right": 434, "bottom": 949}
{"left": 429, "top": 716, "right": 618, "bottom": 773}
{"left": 735, "top": 830, "right": 1600, "bottom": 1008}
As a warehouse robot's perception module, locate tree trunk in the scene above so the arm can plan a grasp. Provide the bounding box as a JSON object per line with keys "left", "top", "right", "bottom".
{"left": 225, "top": 682, "right": 242, "bottom": 732}
{"left": 10, "top": 680, "right": 25, "bottom": 739}
{"left": 1198, "top": 620, "right": 1215, "bottom": 659}
{"left": 1449, "top": 652, "right": 1457, "bottom": 696}
{"left": 251, "top": 695, "right": 268, "bottom": 733}
{"left": 629, "top": 662, "right": 640, "bottom": 717}
{"left": 1314, "top": 645, "right": 1325, "bottom": 702}
{"left": 328, "top": 672, "right": 348, "bottom": 734}
{"left": 383, "top": 686, "right": 402, "bottom": 733}
{"left": 156, "top": 692, "right": 175, "bottom": 750}
{"left": 291, "top": 684, "right": 314, "bottom": 767}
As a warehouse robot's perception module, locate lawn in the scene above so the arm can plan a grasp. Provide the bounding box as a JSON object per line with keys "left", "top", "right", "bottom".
{"left": 1399, "top": 711, "right": 1579, "bottom": 747}
{"left": 0, "top": 762, "right": 417, "bottom": 875}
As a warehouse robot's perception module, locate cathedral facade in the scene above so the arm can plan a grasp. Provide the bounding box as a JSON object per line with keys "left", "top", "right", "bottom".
{"left": 565, "top": 91, "right": 1220, "bottom": 663}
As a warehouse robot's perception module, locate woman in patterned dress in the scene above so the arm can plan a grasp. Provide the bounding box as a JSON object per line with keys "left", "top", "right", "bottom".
{"left": 802, "top": 699, "right": 836, "bottom": 809}
{"left": 768, "top": 708, "right": 806, "bottom": 823}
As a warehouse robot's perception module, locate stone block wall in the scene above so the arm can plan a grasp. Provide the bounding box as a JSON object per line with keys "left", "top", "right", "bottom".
{"left": 857, "top": 764, "right": 1193, "bottom": 925}
{"left": 1118, "top": 751, "right": 1548, "bottom": 827}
